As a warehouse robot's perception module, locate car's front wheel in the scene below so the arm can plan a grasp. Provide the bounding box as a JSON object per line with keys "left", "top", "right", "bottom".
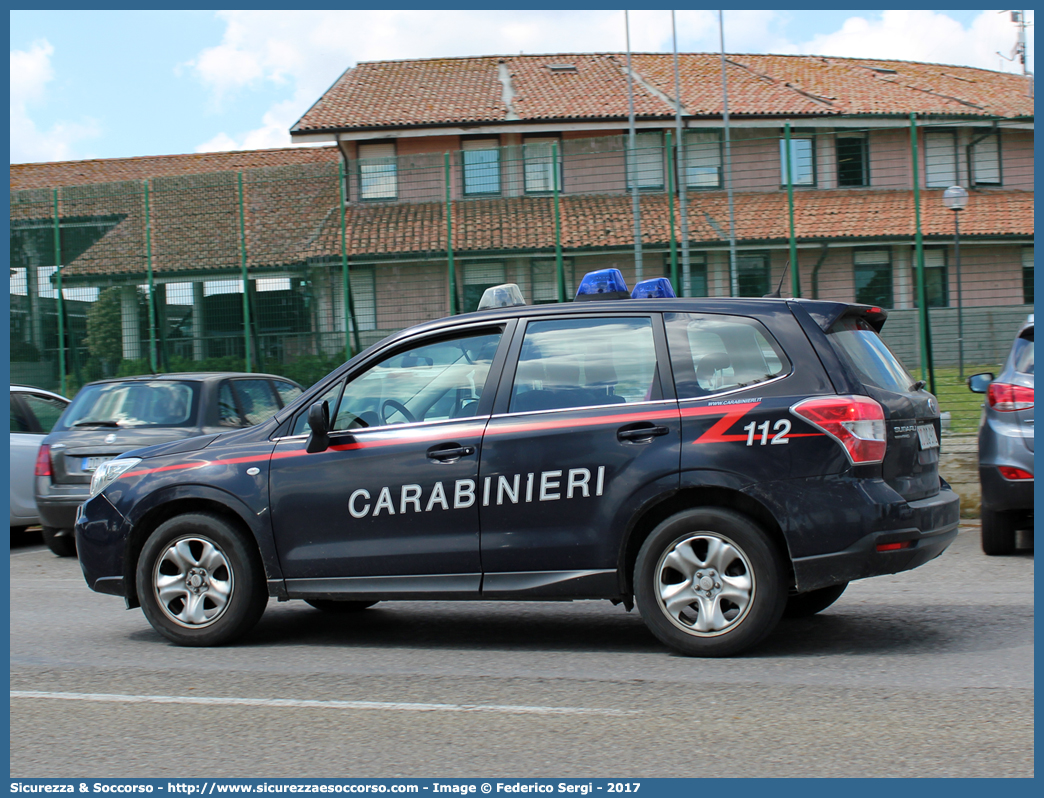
{"left": 634, "top": 508, "right": 787, "bottom": 657}
{"left": 136, "top": 512, "right": 267, "bottom": 646}
{"left": 981, "top": 507, "right": 1018, "bottom": 556}
{"left": 42, "top": 527, "right": 76, "bottom": 557}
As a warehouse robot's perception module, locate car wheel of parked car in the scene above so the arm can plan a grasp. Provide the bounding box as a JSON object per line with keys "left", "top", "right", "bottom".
{"left": 136, "top": 513, "right": 267, "bottom": 646}
{"left": 41, "top": 527, "right": 76, "bottom": 558}
{"left": 304, "top": 599, "right": 379, "bottom": 613}
{"left": 783, "top": 582, "right": 848, "bottom": 618}
{"left": 634, "top": 508, "right": 786, "bottom": 657}
{"left": 980, "top": 508, "right": 1018, "bottom": 556}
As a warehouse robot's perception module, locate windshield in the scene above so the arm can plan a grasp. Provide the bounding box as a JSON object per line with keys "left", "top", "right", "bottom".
{"left": 57, "top": 381, "right": 200, "bottom": 430}
{"left": 828, "top": 317, "right": 916, "bottom": 393}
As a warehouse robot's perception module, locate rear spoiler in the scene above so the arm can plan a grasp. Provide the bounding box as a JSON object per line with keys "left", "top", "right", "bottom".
{"left": 789, "top": 300, "right": 888, "bottom": 333}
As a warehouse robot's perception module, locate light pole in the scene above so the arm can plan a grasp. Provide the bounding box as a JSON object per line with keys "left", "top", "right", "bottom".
{"left": 943, "top": 185, "right": 969, "bottom": 378}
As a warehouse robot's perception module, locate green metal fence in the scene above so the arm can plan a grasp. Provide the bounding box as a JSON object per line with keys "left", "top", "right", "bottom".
{"left": 10, "top": 119, "right": 1033, "bottom": 433}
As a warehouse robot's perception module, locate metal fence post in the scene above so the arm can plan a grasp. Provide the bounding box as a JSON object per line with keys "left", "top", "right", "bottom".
{"left": 143, "top": 180, "right": 158, "bottom": 372}
{"left": 552, "top": 141, "right": 565, "bottom": 303}
{"left": 445, "top": 153, "right": 458, "bottom": 315}
{"left": 237, "top": 172, "right": 252, "bottom": 372}
{"left": 51, "top": 189, "right": 66, "bottom": 396}
{"left": 784, "top": 121, "right": 800, "bottom": 297}
{"left": 909, "top": 114, "right": 935, "bottom": 393}
{"left": 666, "top": 130, "right": 678, "bottom": 293}
{"left": 338, "top": 160, "right": 361, "bottom": 359}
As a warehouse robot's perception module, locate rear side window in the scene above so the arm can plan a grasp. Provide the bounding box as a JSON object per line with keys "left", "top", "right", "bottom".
{"left": 828, "top": 316, "right": 914, "bottom": 392}
{"left": 666, "top": 313, "right": 790, "bottom": 399}
{"left": 231, "top": 380, "right": 281, "bottom": 426}
{"left": 509, "top": 317, "right": 661, "bottom": 413}
{"left": 22, "top": 393, "right": 67, "bottom": 433}
{"left": 1013, "top": 329, "right": 1033, "bottom": 375}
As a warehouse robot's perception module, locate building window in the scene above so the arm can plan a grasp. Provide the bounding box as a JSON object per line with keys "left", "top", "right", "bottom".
{"left": 531, "top": 258, "right": 575, "bottom": 304}
{"left": 666, "top": 252, "right": 708, "bottom": 296}
{"left": 969, "top": 130, "right": 1001, "bottom": 186}
{"left": 462, "top": 138, "right": 501, "bottom": 195}
{"left": 462, "top": 262, "right": 506, "bottom": 313}
{"left": 924, "top": 130, "right": 957, "bottom": 188}
{"left": 627, "top": 131, "right": 664, "bottom": 190}
{"left": 853, "top": 249, "right": 893, "bottom": 307}
{"left": 523, "top": 137, "right": 561, "bottom": 193}
{"left": 912, "top": 249, "right": 948, "bottom": 307}
{"left": 780, "top": 136, "right": 814, "bottom": 186}
{"left": 737, "top": 253, "right": 770, "bottom": 297}
{"left": 1023, "top": 246, "right": 1034, "bottom": 305}
{"left": 357, "top": 143, "right": 397, "bottom": 200}
{"left": 836, "top": 132, "right": 869, "bottom": 187}
{"left": 683, "top": 131, "right": 721, "bottom": 189}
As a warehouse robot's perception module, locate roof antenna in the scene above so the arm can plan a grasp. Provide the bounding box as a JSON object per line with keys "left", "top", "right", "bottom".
{"left": 763, "top": 260, "right": 790, "bottom": 298}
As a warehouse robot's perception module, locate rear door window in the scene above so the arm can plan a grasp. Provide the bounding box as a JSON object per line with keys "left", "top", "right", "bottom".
{"left": 665, "top": 313, "right": 790, "bottom": 399}
{"left": 231, "top": 379, "right": 281, "bottom": 426}
{"left": 828, "top": 316, "right": 915, "bottom": 393}
{"left": 22, "top": 393, "right": 68, "bottom": 433}
{"left": 1013, "top": 329, "right": 1033, "bottom": 375}
{"left": 509, "top": 317, "right": 661, "bottom": 413}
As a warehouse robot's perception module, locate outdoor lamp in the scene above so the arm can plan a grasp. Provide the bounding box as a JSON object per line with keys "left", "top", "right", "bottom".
{"left": 942, "top": 185, "right": 969, "bottom": 211}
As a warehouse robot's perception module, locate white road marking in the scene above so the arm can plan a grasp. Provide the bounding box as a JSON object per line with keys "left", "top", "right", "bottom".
{"left": 10, "top": 690, "right": 635, "bottom": 717}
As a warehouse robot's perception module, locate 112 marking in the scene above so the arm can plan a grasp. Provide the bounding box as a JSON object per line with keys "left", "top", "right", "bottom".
{"left": 743, "top": 419, "right": 791, "bottom": 446}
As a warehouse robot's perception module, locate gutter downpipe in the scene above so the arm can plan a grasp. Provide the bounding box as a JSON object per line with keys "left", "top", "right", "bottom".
{"left": 626, "top": 10, "right": 643, "bottom": 280}
{"left": 719, "top": 10, "right": 738, "bottom": 296}
{"left": 672, "top": 11, "right": 691, "bottom": 295}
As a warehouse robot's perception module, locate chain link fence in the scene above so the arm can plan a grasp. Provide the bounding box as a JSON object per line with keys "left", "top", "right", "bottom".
{"left": 10, "top": 120, "right": 1033, "bottom": 432}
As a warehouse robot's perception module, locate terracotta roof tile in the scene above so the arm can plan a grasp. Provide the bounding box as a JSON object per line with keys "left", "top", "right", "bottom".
{"left": 293, "top": 53, "right": 1033, "bottom": 132}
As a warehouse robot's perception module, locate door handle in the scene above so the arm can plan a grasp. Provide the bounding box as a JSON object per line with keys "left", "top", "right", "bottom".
{"left": 617, "top": 424, "right": 669, "bottom": 442}
{"left": 427, "top": 444, "right": 476, "bottom": 461}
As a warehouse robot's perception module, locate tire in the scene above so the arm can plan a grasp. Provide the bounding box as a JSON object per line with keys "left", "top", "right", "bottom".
{"left": 634, "top": 508, "right": 787, "bottom": 657}
{"left": 981, "top": 508, "right": 1017, "bottom": 556}
{"left": 305, "top": 599, "right": 378, "bottom": 613}
{"left": 135, "top": 512, "right": 268, "bottom": 646}
{"left": 42, "top": 527, "right": 77, "bottom": 558}
{"left": 784, "top": 582, "right": 848, "bottom": 618}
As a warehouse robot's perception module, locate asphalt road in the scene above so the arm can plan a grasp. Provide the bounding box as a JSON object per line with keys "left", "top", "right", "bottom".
{"left": 10, "top": 524, "right": 1033, "bottom": 779}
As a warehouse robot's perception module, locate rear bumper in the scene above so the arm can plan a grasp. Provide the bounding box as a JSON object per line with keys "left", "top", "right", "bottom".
{"left": 791, "top": 486, "right": 960, "bottom": 593}
{"left": 980, "top": 466, "right": 1034, "bottom": 513}
{"left": 36, "top": 492, "right": 89, "bottom": 530}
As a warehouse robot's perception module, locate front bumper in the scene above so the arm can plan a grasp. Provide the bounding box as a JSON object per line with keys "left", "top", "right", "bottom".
{"left": 791, "top": 486, "right": 960, "bottom": 593}
{"left": 75, "top": 492, "right": 128, "bottom": 599}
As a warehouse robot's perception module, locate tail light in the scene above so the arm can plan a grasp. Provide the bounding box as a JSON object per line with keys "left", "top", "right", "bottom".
{"left": 34, "top": 444, "right": 53, "bottom": 477}
{"left": 987, "top": 382, "right": 1034, "bottom": 412}
{"left": 791, "top": 395, "right": 887, "bottom": 464}
{"left": 998, "top": 466, "right": 1033, "bottom": 480}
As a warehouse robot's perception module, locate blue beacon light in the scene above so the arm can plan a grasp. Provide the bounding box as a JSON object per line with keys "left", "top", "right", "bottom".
{"left": 630, "top": 278, "right": 677, "bottom": 299}
{"left": 573, "top": 269, "right": 631, "bottom": 301}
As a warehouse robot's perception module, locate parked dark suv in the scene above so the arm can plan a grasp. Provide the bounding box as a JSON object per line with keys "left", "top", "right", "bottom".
{"left": 968, "top": 315, "right": 1034, "bottom": 555}
{"left": 74, "top": 274, "right": 959, "bottom": 656}
{"left": 37, "top": 372, "right": 301, "bottom": 556}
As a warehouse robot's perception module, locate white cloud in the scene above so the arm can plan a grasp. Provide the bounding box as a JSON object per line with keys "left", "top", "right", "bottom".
{"left": 192, "top": 9, "right": 1035, "bottom": 152}
{"left": 798, "top": 10, "right": 1033, "bottom": 74}
{"left": 10, "top": 39, "right": 99, "bottom": 163}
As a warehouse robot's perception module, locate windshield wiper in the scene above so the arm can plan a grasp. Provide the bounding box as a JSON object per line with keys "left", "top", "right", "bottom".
{"left": 73, "top": 420, "right": 120, "bottom": 427}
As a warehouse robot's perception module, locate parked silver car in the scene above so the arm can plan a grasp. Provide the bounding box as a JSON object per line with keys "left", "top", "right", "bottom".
{"left": 10, "top": 385, "right": 70, "bottom": 535}
{"left": 968, "top": 315, "right": 1034, "bottom": 555}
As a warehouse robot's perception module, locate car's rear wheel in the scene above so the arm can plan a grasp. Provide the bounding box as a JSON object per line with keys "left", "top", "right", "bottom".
{"left": 42, "top": 527, "right": 76, "bottom": 557}
{"left": 305, "top": 599, "right": 378, "bottom": 613}
{"left": 136, "top": 512, "right": 267, "bottom": 646}
{"left": 634, "top": 508, "right": 787, "bottom": 657}
{"left": 784, "top": 582, "right": 848, "bottom": 618}
{"left": 981, "top": 508, "right": 1018, "bottom": 556}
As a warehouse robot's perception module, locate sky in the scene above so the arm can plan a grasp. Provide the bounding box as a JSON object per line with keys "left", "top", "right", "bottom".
{"left": 9, "top": 9, "right": 1035, "bottom": 164}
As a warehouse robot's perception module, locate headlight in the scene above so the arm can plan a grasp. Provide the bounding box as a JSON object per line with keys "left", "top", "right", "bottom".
{"left": 89, "top": 458, "right": 142, "bottom": 498}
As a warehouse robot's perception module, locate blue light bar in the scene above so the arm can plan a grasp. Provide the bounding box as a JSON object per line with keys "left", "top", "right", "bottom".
{"left": 574, "top": 269, "right": 631, "bottom": 302}
{"left": 631, "top": 278, "right": 677, "bottom": 299}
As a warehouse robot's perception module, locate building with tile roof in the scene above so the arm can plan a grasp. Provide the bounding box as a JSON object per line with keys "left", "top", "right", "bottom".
{"left": 9, "top": 53, "right": 1034, "bottom": 389}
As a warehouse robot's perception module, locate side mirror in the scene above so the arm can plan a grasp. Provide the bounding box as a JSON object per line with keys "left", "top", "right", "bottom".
{"left": 305, "top": 401, "right": 330, "bottom": 453}
{"left": 967, "top": 372, "right": 995, "bottom": 394}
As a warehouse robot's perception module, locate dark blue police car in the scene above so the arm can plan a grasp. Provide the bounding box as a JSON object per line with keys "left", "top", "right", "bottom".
{"left": 75, "top": 270, "right": 959, "bottom": 656}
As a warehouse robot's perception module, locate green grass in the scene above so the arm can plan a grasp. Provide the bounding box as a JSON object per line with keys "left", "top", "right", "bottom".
{"left": 930, "top": 363, "right": 999, "bottom": 435}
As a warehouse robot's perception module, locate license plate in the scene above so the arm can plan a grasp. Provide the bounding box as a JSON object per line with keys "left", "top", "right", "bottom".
{"left": 82, "top": 456, "right": 113, "bottom": 472}
{"left": 917, "top": 424, "right": 939, "bottom": 450}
